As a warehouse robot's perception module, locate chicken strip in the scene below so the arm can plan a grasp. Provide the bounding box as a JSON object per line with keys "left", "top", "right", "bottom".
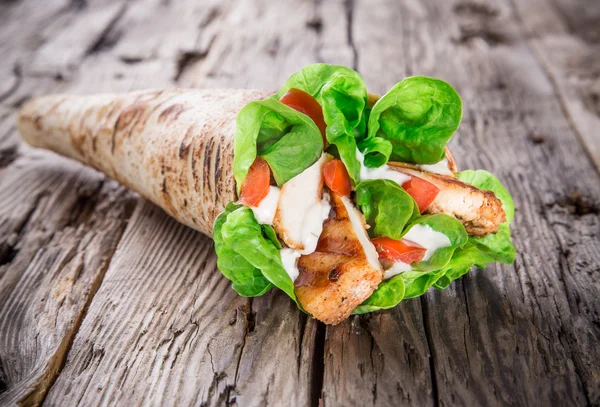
{"left": 295, "top": 193, "right": 382, "bottom": 324}
{"left": 389, "top": 163, "right": 505, "bottom": 236}
{"left": 273, "top": 154, "right": 331, "bottom": 252}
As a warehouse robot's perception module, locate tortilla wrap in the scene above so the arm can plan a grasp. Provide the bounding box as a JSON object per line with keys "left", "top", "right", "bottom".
{"left": 17, "top": 89, "right": 273, "bottom": 236}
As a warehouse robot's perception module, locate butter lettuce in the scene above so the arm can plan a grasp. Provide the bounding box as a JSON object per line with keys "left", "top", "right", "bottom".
{"left": 401, "top": 214, "right": 468, "bottom": 273}
{"left": 368, "top": 76, "right": 462, "bottom": 164}
{"left": 214, "top": 204, "right": 300, "bottom": 306}
{"left": 233, "top": 98, "right": 323, "bottom": 189}
{"left": 357, "top": 136, "right": 393, "bottom": 168}
{"left": 355, "top": 179, "right": 419, "bottom": 239}
{"left": 353, "top": 275, "right": 405, "bottom": 314}
{"left": 394, "top": 215, "right": 467, "bottom": 299}
{"left": 213, "top": 203, "right": 273, "bottom": 296}
{"left": 276, "top": 63, "right": 387, "bottom": 183}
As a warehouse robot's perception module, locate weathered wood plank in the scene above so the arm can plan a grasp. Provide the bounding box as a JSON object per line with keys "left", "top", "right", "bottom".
{"left": 26, "top": 1, "right": 128, "bottom": 79}
{"left": 322, "top": 0, "right": 600, "bottom": 406}
{"left": 0, "top": 153, "right": 136, "bottom": 406}
{"left": 0, "top": 0, "right": 140, "bottom": 404}
{"left": 323, "top": 301, "right": 435, "bottom": 406}
{"left": 509, "top": 0, "right": 600, "bottom": 169}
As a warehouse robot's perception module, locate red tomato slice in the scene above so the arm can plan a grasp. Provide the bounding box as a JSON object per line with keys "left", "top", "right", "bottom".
{"left": 372, "top": 236, "right": 427, "bottom": 264}
{"left": 402, "top": 176, "right": 440, "bottom": 213}
{"left": 280, "top": 88, "right": 327, "bottom": 143}
{"left": 323, "top": 159, "right": 352, "bottom": 196}
{"left": 239, "top": 158, "right": 271, "bottom": 207}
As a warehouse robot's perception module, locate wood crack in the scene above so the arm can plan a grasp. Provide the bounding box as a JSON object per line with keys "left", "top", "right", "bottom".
{"left": 310, "top": 321, "right": 326, "bottom": 407}
{"left": 226, "top": 298, "right": 255, "bottom": 406}
{"left": 420, "top": 297, "right": 440, "bottom": 407}
{"left": 174, "top": 50, "right": 209, "bottom": 83}
{"left": 85, "top": 3, "right": 128, "bottom": 55}
{"left": 0, "top": 64, "right": 22, "bottom": 104}
{"left": 344, "top": 0, "right": 358, "bottom": 71}
{"left": 297, "top": 312, "right": 307, "bottom": 376}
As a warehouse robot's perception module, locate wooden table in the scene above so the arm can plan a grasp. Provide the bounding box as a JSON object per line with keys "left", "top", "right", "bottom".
{"left": 1, "top": 0, "right": 599, "bottom": 405}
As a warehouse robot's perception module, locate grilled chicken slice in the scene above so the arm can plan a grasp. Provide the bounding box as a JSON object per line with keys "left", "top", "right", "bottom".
{"left": 273, "top": 154, "right": 331, "bottom": 252}
{"left": 295, "top": 193, "right": 382, "bottom": 324}
{"left": 388, "top": 163, "right": 505, "bottom": 236}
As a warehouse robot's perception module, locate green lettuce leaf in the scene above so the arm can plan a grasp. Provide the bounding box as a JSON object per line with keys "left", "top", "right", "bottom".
{"left": 433, "top": 244, "right": 485, "bottom": 290}
{"left": 402, "top": 214, "right": 469, "bottom": 273}
{"left": 233, "top": 98, "right": 324, "bottom": 189}
{"left": 355, "top": 179, "right": 419, "bottom": 240}
{"left": 398, "top": 215, "right": 468, "bottom": 298}
{"left": 403, "top": 268, "right": 447, "bottom": 299}
{"left": 434, "top": 170, "right": 516, "bottom": 289}
{"left": 368, "top": 76, "right": 462, "bottom": 164}
{"left": 261, "top": 224, "right": 282, "bottom": 249}
{"left": 213, "top": 203, "right": 273, "bottom": 296}
{"left": 353, "top": 276, "right": 405, "bottom": 314}
{"left": 275, "top": 63, "right": 374, "bottom": 183}
{"left": 220, "top": 207, "right": 299, "bottom": 305}
{"left": 357, "top": 136, "right": 393, "bottom": 168}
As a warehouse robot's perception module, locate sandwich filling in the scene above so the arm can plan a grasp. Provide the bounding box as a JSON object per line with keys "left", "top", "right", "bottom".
{"left": 214, "top": 64, "right": 516, "bottom": 323}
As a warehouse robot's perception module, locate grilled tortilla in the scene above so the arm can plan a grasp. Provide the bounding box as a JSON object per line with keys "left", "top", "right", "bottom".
{"left": 18, "top": 89, "right": 273, "bottom": 236}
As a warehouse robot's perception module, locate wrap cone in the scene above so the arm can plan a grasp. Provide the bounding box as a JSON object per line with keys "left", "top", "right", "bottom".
{"left": 17, "top": 89, "right": 274, "bottom": 236}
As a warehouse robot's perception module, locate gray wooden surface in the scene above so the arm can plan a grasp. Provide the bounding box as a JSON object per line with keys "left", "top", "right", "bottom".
{"left": 0, "top": 0, "right": 599, "bottom": 406}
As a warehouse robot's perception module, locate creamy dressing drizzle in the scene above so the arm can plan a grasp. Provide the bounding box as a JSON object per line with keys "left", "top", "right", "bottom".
{"left": 418, "top": 158, "right": 453, "bottom": 175}
{"left": 280, "top": 248, "right": 302, "bottom": 281}
{"left": 383, "top": 224, "right": 452, "bottom": 280}
{"left": 250, "top": 186, "right": 280, "bottom": 225}
{"left": 341, "top": 196, "right": 382, "bottom": 271}
{"left": 355, "top": 150, "right": 410, "bottom": 185}
{"left": 279, "top": 192, "right": 331, "bottom": 281}
{"left": 276, "top": 154, "right": 332, "bottom": 281}
{"left": 383, "top": 261, "right": 413, "bottom": 279}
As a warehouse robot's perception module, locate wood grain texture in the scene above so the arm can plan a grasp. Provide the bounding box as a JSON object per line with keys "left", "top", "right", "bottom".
{"left": 510, "top": 0, "right": 600, "bottom": 170}
{"left": 0, "top": 153, "right": 136, "bottom": 406}
{"left": 0, "top": 0, "right": 598, "bottom": 406}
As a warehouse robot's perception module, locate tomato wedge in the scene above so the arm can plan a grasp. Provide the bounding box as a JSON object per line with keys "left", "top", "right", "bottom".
{"left": 372, "top": 236, "right": 427, "bottom": 264}
{"left": 280, "top": 88, "right": 327, "bottom": 143}
{"left": 323, "top": 159, "right": 352, "bottom": 196}
{"left": 239, "top": 158, "right": 271, "bottom": 207}
{"left": 402, "top": 176, "right": 440, "bottom": 213}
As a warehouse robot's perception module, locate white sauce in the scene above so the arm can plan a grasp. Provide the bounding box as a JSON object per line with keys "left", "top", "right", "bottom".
{"left": 275, "top": 154, "right": 331, "bottom": 254}
{"left": 250, "top": 186, "right": 280, "bottom": 225}
{"left": 275, "top": 155, "right": 334, "bottom": 281}
{"left": 383, "top": 261, "right": 413, "bottom": 279}
{"left": 280, "top": 248, "right": 302, "bottom": 281}
{"left": 403, "top": 224, "right": 451, "bottom": 260}
{"left": 341, "top": 196, "right": 382, "bottom": 271}
{"left": 382, "top": 224, "right": 451, "bottom": 280}
{"left": 419, "top": 158, "right": 453, "bottom": 175}
{"left": 355, "top": 149, "right": 410, "bottom": 185}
